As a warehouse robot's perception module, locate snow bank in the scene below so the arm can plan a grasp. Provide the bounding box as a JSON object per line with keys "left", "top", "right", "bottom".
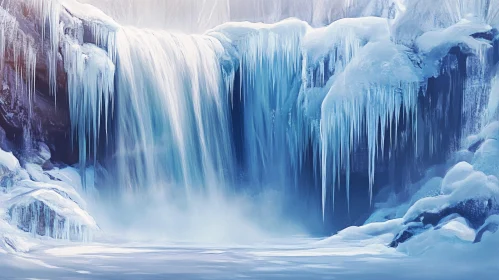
{"left": 8, "top": 189, "right": 96, "bottom": 241}
{"left": 0, "top": 146, "right": 97, "bottom": 243}
{"left": 403, "top": 163, "right": 499, "bottom": 222}
{"left": 0, "top": 150, "right": 20, "bottom": 172}
{"left": 336, "top": 219, "right": 404, "bottom": 240}
{"left": 397, "top": 217, "right": 476, "bottom": 255}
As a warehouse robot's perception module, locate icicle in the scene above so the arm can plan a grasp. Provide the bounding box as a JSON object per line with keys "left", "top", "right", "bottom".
{"left": 21, "top": 0, "right": 62, "bottom": 101}
{"left": 320, "top": 41, "right": 421, "bottom": 218}
{"left": 62, "top": 37, "right": 115, "bottom": 186}
{"left": 88, "top": 21, "right": 117, "bottom": 62}
{"left": 24, "top": 41, "right": 37, "bottom": 115}
{"left": 9, "top": 194, "right": 96, "bottom": 242}
{"left": 46, "top": 0, "right": 61, "bottom": 102}
{"left": 463, "top": 43, "right": 493, "bottom": 136}
{"left": 214, "top": 19, "right": 307, "bottom": 186}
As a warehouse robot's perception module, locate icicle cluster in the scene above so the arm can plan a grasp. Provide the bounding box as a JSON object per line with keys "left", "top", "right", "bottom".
{"left": 213, "top": 19, "right": 308, "bottom": 186}
{"left": 319, "top": 41, "right": 420, "bottom": 218}
{"left": 23, "top": 0, "right": 61, "bottom": 100}
{"left": 0, "top": 6, "right": 38, "bottom": 114}
{"left": 63, "top": 38, "right": 115, "bottom": 179}
{"left": 463, "top": 44, "right": 494, "bottom": 135}
{"left": 9, "top": 199, "right": 94, "bottom": 241}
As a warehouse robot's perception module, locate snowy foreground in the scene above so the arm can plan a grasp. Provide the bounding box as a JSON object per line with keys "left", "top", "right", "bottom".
{"left": 1, "top": 236, "right": 499, "bottom": 280}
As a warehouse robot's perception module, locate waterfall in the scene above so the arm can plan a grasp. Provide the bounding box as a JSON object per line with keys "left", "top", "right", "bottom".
{"left": 2, "top": 0, "right": 499, "bottom": 233}
{"left": 112, "top": 27, "right": 236, "bottom": 196}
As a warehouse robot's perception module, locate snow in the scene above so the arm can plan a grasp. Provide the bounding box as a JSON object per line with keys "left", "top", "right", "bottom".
{"left": 397, "top": 221, "right": 475, "bottom": 255}
{"left": 392, "top": 0, "right": 499, "bottom": 46}
{"left": 302, "top": 17, "right": 390, "bottom": 69}
{"left": 0, "top": 149, "right": 20, "bottom": 171}
{"left": 479, "top": 121, "right": 499, "bottom": 140}
{"left": 76, "top": 0, "right": 400, "bottom": 33}
{"left": 8, "top": 188, "right": 96, "bottom": 240}
{"left": 1, "top": 235, "right": 498, "bottom": 279}
{"left": 438, "top": 218, "right": 476, "bottom": 242}
{"left": 0, "top": 145, "right": 97, "bottom": 243}
{"left": 59, "top": 0, "right": 119, "bottom": 30}
{"left": 403, "top": 165, "right": 499, "bottom": 222}
{"left": 416, "top": 19, "right": 491, "bottom": 56}
{"left": 334, "top": 219, "right": 404, "bottom": 241}
{"left": 45, "top": 245, "right": 160, "bottom": 256}
{"left": 473, "top": 139, "right": 499, "bottom": 178}
{"left": 441, "top": 162, "right": 475, "bottom": 195}
{"left": 410, "top": 177, "right": 443, "bottom": 203}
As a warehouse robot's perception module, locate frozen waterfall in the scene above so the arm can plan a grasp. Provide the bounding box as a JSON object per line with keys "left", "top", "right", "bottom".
{"left": 2, "top": 0, "right": 499, "bottom": 232}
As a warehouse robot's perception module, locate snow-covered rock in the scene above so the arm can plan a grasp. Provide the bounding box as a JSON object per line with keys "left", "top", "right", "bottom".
{"left": 386, "top": 159, "right": 499, "bottom": 248}
{"left": 0, "top": 145, "right": 96, "bottom": 243}
{"left": 397, "top": 217, "right": 476, "bottom": 255}
{"left": 8, "top": 189, "right": 96, "bottom": 241}
{"left": 475, "top": 215, "right": 499, "bottom": 243}
{"left": 0, "top": 149, "right": 20, "bottom": 174}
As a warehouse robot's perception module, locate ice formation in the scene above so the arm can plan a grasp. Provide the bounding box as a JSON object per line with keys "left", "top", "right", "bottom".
{"left": 0, "top": 145, "right": 97, "bottom": 244}
{"left": 1, "top": 0, "right": 499, "bottom": 243}
{"left": 63, "top": 39, "right": 115, "bottom": 179}
{"left": 0, "top": 5, "right": 38, "bottom": 114}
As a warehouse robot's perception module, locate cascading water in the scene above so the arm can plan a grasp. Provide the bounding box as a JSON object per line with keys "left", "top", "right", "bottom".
{"left": 63, "top": 0, "right": 499, "bottom": 235}
{"left": 2, "top": 0, "right": 499, "bottom": 240}
{"left": 113, "top": 27, "right": 236, "bottom": 195}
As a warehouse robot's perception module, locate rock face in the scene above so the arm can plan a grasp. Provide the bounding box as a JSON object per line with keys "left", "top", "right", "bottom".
{"left": 1, "top": 0, "right": 74, "bottom": 163}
